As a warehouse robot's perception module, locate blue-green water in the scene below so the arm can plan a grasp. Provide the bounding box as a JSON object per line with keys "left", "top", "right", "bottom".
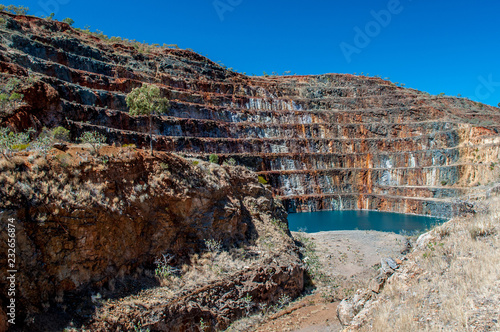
{"left": 287, "top": 210, "right": 446, "bottom": 234}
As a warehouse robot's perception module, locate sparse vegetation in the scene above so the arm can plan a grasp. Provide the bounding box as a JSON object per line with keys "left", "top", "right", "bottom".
{"left": 160, "top": 162, "right": 169, "bottom": 170}
{"left": 271, "top": 217, "right": 288, "bottom": 234}
{"left": 154, "top": 254, "right": 179, "bottom": 279}
{"left": 277, "top": 293, "right": 291, "bottom": 308}
{"left": 204, "top": 239, "right": 222, "bottom": 253}
{"left": 294, "top": 232, "right": 323, "bottom": 280}
{"left": 0, "top": 127, "right": 32, "bottom": 157}
{"left": 79, "top": 131, "right": 107, "bottom": 155}
{"left": 0, "top": 77, "right": 25, "bottom": 114}
{"left": 199, "top": 318, "right": 207, "bottom": 332}
{"left": 242, "top": 293, "right": 253, "bottom": 317}
{"left": 226, "top": 157, "right": 237, "bottom": 166}
{"left": 0, "top": 4, "right": 29, "bottom": 15}
{"left": 361, "top": 197, "right": 500, "bottom": 331}
{"left": 133, "top": 322, "right": 150, "bottom": 332}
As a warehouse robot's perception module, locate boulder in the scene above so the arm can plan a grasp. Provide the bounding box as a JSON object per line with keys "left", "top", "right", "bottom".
{"left": 53, "top": 142, "right": 68, "bottom": 151}
{"left": 337, "top": 289, "right": 373, "bottom": 326}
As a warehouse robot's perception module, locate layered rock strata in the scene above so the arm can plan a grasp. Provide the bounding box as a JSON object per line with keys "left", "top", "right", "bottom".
{"left": 1, "top": 13, "right": 500, "bottom": 217}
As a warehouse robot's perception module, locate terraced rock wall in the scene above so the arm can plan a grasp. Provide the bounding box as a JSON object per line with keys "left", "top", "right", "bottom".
{"left": 2, "top": 13, "right": 500, "bottom": 217}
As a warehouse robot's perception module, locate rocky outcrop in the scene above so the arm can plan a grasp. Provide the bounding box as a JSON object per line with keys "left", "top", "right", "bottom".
{"left": 87, "top": 262, "right": 304, "bottom": 332}
{"left": 1, "top": 14, "right": 500, "bottom": 217}
{"left": 0, "top": 146, "right": 299, "bottom": 330}
{"left": 337, "top": 257, "right": 401, "bottom": 327}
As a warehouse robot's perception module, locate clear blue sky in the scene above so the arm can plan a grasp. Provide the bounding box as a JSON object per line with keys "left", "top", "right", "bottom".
{"left": 10, "top": 0, "right": 500, "bottom": 106}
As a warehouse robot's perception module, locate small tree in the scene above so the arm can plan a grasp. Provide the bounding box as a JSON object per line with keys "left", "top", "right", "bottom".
{"left": 79, "top": 131, "right": 106, "bottom": 155}
{"left": 62, "top": 18, "right": 74, "bottom": 26}
{"left": 126, "top": 84, "right": 169, "bottom": 154}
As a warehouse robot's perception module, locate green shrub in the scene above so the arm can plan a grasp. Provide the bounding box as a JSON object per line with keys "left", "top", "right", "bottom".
{"left": 11, "top": 143, "right": 29, "bottom": 151}
{"left": 122, "top": 143, "right": 136, "bottom": 149}
{"left": 209, "top": 153, "right": 219, "bottom": 164}
{"left": 226, "top": 158, "right": 236, "bottom": 166}
{"left": 62, "top": 18, "right": 74, "bottom": 26}
{"left": 8, "top": 92, "right": 23, "bottom": 101}
{"left": 51, "top": 126, "right": 70, "bottom": 142}
{"left": 258, "top": 175, "right": 268, "bottom": 185}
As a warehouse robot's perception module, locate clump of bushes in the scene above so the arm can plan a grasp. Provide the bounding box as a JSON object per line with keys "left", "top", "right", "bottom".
{"left": 0, "top": 126, "right": 73, "bottom": 158}
{"left": 0, "top": 4, "right": 29, "bottom": 15}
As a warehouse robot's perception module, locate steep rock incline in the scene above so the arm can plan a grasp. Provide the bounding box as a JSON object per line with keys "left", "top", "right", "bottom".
{"left": 0, "top": 146, "right": 299, "bottom": 331}
{"left": 1, "top": 13, "right": 500, "bottom": 217}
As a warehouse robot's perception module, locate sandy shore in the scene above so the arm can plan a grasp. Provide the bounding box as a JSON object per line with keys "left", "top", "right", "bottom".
{"left": 254, "top": 230, "right": 409, "bottom": 332}
{"left": 305, "top": 230, "right": 408, "bottom": 280}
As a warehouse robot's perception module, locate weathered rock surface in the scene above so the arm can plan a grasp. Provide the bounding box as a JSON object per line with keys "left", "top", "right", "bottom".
{"left": 0, "top": 147, "right": 301, "bottom": 331}
{"left": 337, "top": 289, "right": 374, "bottom": 326}
{"left": 87, "top": 262, "right": 304, "bottom": 332}
{"left": 338, "top": 257, "right": 401, "bottom": 326}
{"left": 1, "top": 13, "right": 499, "bottom": 218}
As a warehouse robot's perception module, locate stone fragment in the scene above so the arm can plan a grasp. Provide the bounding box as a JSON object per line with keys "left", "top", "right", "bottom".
{"left": 369, "top": 272, "right": 388, "bottom": 294}
{"left": 336, "top": 289, "right": 372, "bottom": 326}
{"left": 53, "top": 142, "right": 68, "bottom": 151}
{"left": 381, "top": 257, "right": 397, "bottom": 273}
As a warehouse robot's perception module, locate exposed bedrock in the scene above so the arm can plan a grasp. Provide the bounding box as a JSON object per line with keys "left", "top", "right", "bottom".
{"left": 1, "top": 13, "right": 500, "bottom": 217}
{"left": 0, "top": 148, "right": 298, "bottom": 330}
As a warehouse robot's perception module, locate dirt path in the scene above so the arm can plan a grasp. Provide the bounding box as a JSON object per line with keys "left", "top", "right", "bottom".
{"left": 253, "top": 230, "right": 409, "bottom": 332}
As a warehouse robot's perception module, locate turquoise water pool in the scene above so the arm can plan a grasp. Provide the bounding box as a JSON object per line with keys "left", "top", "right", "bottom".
{"left": 287, "top": 210, "right": 446, "bottom": 234}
